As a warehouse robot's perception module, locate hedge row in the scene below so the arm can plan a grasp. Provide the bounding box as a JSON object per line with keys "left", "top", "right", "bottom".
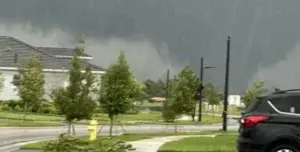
{"left": 0, "top": 100, "right": 142, "bottom": 115}
{"left": 0, "top": 100, "right": 57, "bottom": 114}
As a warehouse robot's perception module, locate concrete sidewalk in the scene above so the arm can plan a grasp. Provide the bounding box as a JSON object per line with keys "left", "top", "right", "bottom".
{"left": 128, "top": 134, "right": 217, "bottom": 152}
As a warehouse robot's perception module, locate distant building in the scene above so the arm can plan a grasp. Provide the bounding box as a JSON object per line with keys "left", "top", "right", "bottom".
{"left": 228, "top": 95, "right": 243, "bottom": 106}
{"left": 149, "top": 97, "right": 166, "bottom": 103}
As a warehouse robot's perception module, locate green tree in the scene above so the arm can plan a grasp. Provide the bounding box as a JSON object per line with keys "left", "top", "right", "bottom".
{"left": 143, "top": 79, "right": 166, "bottom": 98}
{"left": 162, "top": 76, "right": 177, "bottom": 122}
{"left": 12, "top": 55, "right": 45, "bottom": 122}
{"left": 204, "top": 83, "right": 220, "bottom": 117}
{"left": 51, "top": 37, "right": 96, "bottom": 135}
{"left": 99, "top": 51, "right": 140, "bottom": 136}
{"left": 162, "top": 67, "right": 199, "bottom": 131}
{"left": 243, "top": 80, "right": 265, "bottom": 106}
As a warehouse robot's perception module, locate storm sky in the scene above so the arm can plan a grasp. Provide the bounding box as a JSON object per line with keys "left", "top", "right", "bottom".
{"left": 0, "top": 0, "right": 300, "bottom": 93}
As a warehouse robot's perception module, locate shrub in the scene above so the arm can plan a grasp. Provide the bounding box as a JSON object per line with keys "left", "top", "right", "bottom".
{"left": 38, "top": 101, "right": 57, "bottom": 114}
{"left": 94, "top": 140, "right": 134, "bottom": 152}
{"left": 44, "top": 133, "right": 134, "bottom": 152}
{"left": 44, "top": 133, "right": 88, "bottom": 152}
{"left": 0, "top": 103, "right": 11, "bottom": 111}
{"left": 7, "top": 100, "right": 23, "bottom": 110}
{"left": 14, "top": 105, "right": 22, "bottom": 112}
{"left": 94, "top": 107, "right": 104, "bottom": 113}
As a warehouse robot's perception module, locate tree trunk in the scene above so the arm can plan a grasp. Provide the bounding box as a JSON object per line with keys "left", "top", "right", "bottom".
{"left": 191, "top": 112, "right": 195, "bottom": 122}
{"left": 211, "top": 106, "right": 214, "bottom": 120}
{"left": 67, "top": 121, "right": 72, "bottom": 135}
{"left": 72, "top": 123, "right": 76, "bottom": 136}
{"left": 174, "top": 120, "right": 178, "bottom": 133}
{"left": 109, "top": 115, "right": 114, "bottom": 137}
{"left": 22, "top": 102, "right": 28, "bottom": 124}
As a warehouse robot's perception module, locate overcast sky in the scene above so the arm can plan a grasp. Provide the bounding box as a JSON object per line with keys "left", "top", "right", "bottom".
{"left": 0, "top": 0, "right": 299, "bottom": 93}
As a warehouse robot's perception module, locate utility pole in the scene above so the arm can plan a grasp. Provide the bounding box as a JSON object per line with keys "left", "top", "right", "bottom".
{"left": 166, "top": 69, "right": 170, "bottom": 99}
{"left": 222, "top": 36, "right": 231, "bottom": 131}
{"left": 197, "top": 57, "right": 204, "bottom": 122}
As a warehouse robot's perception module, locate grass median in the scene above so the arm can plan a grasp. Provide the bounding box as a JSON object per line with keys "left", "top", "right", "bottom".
{"left": 0, "top": 119, "right": 62, "bottom": 127}
{"left": 158, "top": 133, "right": 237, "bottom": 152}
{"left": 20, "top": 131, "right": 220, "bottom": 150}
{"left": 0, "top": 111, "right": 222, "bottom": 126}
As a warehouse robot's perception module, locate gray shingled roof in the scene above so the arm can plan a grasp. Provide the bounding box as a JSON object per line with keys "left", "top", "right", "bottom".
{"left": 37, "top": 47, "right": 91, "bottom": 58}
{"left": 0, "top": 36, "right": 105, "bottom": 71}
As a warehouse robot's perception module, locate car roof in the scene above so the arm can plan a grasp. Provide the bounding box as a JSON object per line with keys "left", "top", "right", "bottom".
{"left": 259, "top": 91, "right": 300, "bottom": 99}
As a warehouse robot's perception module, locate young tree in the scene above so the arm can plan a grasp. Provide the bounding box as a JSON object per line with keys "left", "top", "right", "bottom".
{"left": 51, "top": 37, "right": 96, "bottom": 135}
{"left": 99, "top": 51, "right": 140, "bottom": 136}
{"left": 12, "top": 55, "right": 45, "bottom": 122}
{"left": 204, "top": 83, "right": 220, "bottom": 117}
{"left": 162, "top": 67, "right": 199, "bottom": 132}
{"left": 162, "top": 76, "right": 177, "bottom": 122}
{"left": 243, "top": 80, "right": 265, "bottom": 106}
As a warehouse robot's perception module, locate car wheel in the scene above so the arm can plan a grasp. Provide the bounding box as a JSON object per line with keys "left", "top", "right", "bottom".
{"left": 270, "top": 144, "right": 300, "bottom": 152}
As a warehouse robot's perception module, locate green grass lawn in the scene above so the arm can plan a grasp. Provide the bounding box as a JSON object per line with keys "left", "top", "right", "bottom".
{"left": 0, "top": 119, "right": 62, "bottom": 127}
{"left": 21, "top": 131, "right": 221, "bottom": 150}
{"left": 0, "top": 111, "right": 222, "bottom": 127}
{"left": 202, "top": 105, "right": 243, "bottom": 115}
{"left": 0, "top": 111, "right": 162, "bottom": 123}
{"left": 139, "top": 101, "right": 163, "bottom": 107}
{"left": 0, "top": 111, "right": 64, "bottom": 121}
{"left": 158, "top": 133, "right": 237, "bottom": 152}
{"left": 94, "top": 111, "right": 162, "bottom": 122}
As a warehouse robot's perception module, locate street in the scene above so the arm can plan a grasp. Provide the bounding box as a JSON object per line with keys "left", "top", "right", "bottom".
{"left": 0, "top": 119, "right": 239, "bottom": 152}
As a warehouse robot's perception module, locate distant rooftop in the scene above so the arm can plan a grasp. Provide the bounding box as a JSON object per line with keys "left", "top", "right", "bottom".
{"left": 0, "top": 36, "right": 105, "bottom": 72}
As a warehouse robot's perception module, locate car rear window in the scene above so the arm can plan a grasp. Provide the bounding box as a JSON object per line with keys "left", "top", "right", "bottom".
{"left": 243, "top": 97, "right": 264, "bottom": 113}
{"left": 269, "top": 95, "right": 300, "bottom": 113}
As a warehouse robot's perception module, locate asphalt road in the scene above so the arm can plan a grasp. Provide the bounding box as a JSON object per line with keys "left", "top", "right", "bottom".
{"left": 0, "top": 118, "right": 239, "bottom": 152}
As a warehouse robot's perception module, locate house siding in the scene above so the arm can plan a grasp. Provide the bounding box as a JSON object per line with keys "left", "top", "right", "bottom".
{"left": 228, "top": 95, "right": 243, "bottom": 106}
{"left": 0, "top": 70, "right": 69, "bottom": 100}
{"left": 0, "top": 71, "right": 18, "bottom": 100}
{"left": 0, "top": 70, "right": 102, "bottom": 101}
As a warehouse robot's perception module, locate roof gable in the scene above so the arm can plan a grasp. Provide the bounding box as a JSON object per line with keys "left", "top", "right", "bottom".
{"left": 0, "top": 36, "right": 105, "bottom": 72}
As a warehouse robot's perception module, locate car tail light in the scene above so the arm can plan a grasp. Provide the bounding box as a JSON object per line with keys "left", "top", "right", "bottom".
{"left": 240, "top": 115, "right": 269, "bottom": 128}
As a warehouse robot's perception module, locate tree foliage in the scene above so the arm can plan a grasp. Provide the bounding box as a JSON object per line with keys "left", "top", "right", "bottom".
{"left": 99, "top": 51, "right": 140, "bottom": 136}
{"left": 203, "top": 83, "right": 220, "bottom": 106}
{"left": 243, "top": 80, "right": 265, "bottom": 106}
{"left": 143, "top": 79, "right": 166, "bottom": 98}
{"left": 12, "top": 55, "right": 45, "bottom": 121}
{"left": 162, "top": 67, "right": 199, "bottom": 122}
{"left": 162, "top": 76, "right": 177, "bottom": 122}
{"left": 51, "top": 37, "right": 96, "bottom": 134}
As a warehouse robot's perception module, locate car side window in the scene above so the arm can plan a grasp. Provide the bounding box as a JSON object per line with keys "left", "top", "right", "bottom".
{"left": 270, "top": 96, "right": 300, "bottom": 114}
{"left": 255, "top": 101, "right": 274, "bottom": 113}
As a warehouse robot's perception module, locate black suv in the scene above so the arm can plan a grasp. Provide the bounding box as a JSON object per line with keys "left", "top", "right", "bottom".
{"left": 237, "top": 89, "right": 300, "bottom": 152}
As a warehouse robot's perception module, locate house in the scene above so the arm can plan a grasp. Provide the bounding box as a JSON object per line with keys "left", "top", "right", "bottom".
{"left": 0, "top": 36, "right": 105, "bottom": 100}
{"left": 228, "top": 95, "right": 243, "bottom": 106}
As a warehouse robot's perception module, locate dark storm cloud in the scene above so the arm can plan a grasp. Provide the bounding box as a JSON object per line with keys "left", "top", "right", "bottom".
{"left": 0, "top": 0, "right": 300, "bottom": 93}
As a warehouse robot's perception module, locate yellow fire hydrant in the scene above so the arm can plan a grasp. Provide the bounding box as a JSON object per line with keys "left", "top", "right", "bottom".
{"left": 88, "top": 119, "right": 98, "bottom": 141}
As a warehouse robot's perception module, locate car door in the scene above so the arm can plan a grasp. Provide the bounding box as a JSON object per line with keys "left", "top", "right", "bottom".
{"left": 268, "top": 95, "right": 300, "bottom": 136}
